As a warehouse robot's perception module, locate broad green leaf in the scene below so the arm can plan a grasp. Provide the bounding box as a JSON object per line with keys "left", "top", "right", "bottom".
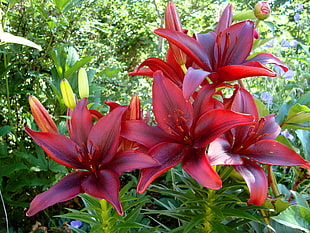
{"left": 0, "top": 163, "right": 27, "bottom": 177}
{"left": 282, "top": 104, "right": 310, "bottom": 130}
{"left": 0, "top": 125, "right": 14, "bottom": 137}
{"left": 296, "top": 129, "right": 310, "bottom": 161}
{"left": 53, "top": 0, "right": 71, "bottom": 11}
{"left": 291, "top": 191, "right": 309, "bottom": 209}
{"left": 272, "top": 205, "right": 310, "bottom": 232}
{"left": 254, "top": 98, "right": 269, "bottom": 118}
{"left": 263, "top": 198, "right": 290, "bottom": 214}
{"left": 0, "top": 32, "right": 42, "bottom": 50}
{"left": 286, "top": 104, "right": 310, "bottom": 124}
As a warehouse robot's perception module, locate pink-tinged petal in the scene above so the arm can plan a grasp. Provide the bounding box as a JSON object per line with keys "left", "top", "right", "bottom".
{"left": 225, "top": 85, "right": 259, "bottom": 120}
{"left": 153, "top": 71, "right": 193, "bottom": 135}
{"left": 246, "top": 52, "right": 288, "bottom": 72}
{"left": 109, "top": 151, "right": 160, "bottom": 176}
{"left": 215, "top": 4, "right": 233, "bottom": 34}
{"left": 154, "top": 29, "right": 212, "bottom": 71}
{"left": 81, "top": 169, "right": 123, "bottom": 215}
{"left": 137, "top": 142, "right": 188, "bottom": 194}
{"left": 215, "top": 21, "right": 254, "bottom": 66}
{"left": 242, "top": 140, "right": 310, "bottom": 169}
{"left": 182, "top": 149, "right": 222, "bottom": 189}
{"left": 121, "top": 120, "right": 178, "bottom": 148}
{"left": 25, "top": 127, "right": 84, "bottom": 169}
{"left": 88, "top": 106, "right": 126, "bottom": 165}
{"left": 196, "top": 32, "right": 216, "bottom": 63}
{"left": 235, "top": 160, "right": 268, "bottom": 205}
{"left": 26, "top": 171, "right": 87, "bottom": 216}
{"left": 132, "top": 57, "right": 183, "bottom": 87}
{"left": 255, "top": 114, "right": 281, "bottom": 140}
{"left": 210, "top": 61, "right": 276, "bottom": 83}
{"left": 208, "top": 137, "right": 243, "bottom": 165}
{"left": 183, "top": 67, "right": 211, "bottom": 99}
{"left": 194, "top": 109, "right": 254, "bottom": 148}
{"left": 68, "top": 98, "right": 93, "bottom": 146}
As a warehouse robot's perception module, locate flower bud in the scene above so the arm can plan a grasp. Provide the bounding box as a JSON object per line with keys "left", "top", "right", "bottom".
{"left": 28, "top": 95, "right": 58, "bottom": 133}
{"left": 165, "top": 1, "right": 187, "bottom": 69}
{"left": 78, "top": 68, "right": 89, "bottom": 98}
{"left": 254, "top": 2, "right": 271, "bottom": 20}
{"left": 60, "top": 79, "right": 76, "bottom": 110}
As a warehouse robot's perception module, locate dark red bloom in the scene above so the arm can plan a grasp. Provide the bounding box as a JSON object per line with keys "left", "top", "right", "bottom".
{"left": 122, "top": 71, "right": 254, "bottom": 193}
{"left": 25, "top": 98, "right": 159, "bottom": 216}
{"left": 208, "top": 86, "right": 310, "bottom": 205}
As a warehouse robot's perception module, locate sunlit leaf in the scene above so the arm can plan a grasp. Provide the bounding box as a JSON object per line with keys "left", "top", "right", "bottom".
{"left": 272, "top": 205, "right": 310, "bottom": 232}
{"left": 0, "top": 32, "right": 42, "bottom": 50}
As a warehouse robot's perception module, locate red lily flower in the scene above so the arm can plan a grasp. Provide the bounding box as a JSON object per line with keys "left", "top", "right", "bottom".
{"left": 121, "top": 71, "right": 254, "bottom": 193}
{"left": 25, "top": 98, "right": 159, "bottom": 216}
{"left": 154, "top": 17, "right": 288, "bottom": 94}
{"left": 208, "top": 86, "right": 310, "bottom": 205}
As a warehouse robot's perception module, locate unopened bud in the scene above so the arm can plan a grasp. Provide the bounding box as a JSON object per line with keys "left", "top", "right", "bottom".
{"left": 28, "top": 95, "right": 58, "bottom": 133}
{"left": 60, "top": 79, "right": 76, "bottom": 110}
{"left": 78, "top": 68, "right": 89, "bottom": 98}
{"left": 254, "top": 2, "right": 271, "bottom": 20}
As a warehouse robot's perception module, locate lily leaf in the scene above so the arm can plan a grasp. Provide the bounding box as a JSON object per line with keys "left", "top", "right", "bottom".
{"left": 296, "top": 129, "right": 310, "bottom": 161}
{"left": 272, "top": 205, "right": 310, "bottom": 232}
{"left": 0, "top": 32, "right": 42, "bottom": 50}
{"left": 282, "top": 104, "right": 310, "bottom": 130}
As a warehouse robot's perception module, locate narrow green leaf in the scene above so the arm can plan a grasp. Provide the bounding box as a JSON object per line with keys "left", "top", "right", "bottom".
{"left": 222, "top": 209, "right": 262, "bottom": 223}
{"left": 64, "top": 56, "right": 93, "bottom": 80}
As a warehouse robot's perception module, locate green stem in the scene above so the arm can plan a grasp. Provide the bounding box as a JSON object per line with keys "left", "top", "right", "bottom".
{"left": 4, "top": 54, "right": 12, "bottom": 126}
{"left": 267, "top": 165, "right": 280, "bottom": 197}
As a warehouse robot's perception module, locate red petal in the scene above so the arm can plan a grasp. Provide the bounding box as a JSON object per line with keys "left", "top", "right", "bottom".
{"left": 133, "top": 57, "right": 183, "bottom": 86}
{"left": 242, "top": 140, "right": 310, "bottom": 169}
{"left": 194, "top": 109, "right": 254, "bottom": 148}
{"left": 255, "top": 114, "right": 281, "bottom": 140}
{"left": 109, "top": 150, "right": 160, "bottom": 176}
{"left": 225, "top": 85, "right": 259, "bottom": 120}
{"left": 182, "top": 149, "right": 222, "bottom": 189}
{"left": 88, "top": 106, "right": 126, "bottom": 165}
{"left": 183, "top": 67, "right": 211, "bottom": 99}
{"left": 246, "top": 52, "right": 288, "bottom": 72}
{"left": 68, "top": 98, "right": 93, "bottom": 146}
{"left": 121, "top": 120, "right": 177, "bottom": 148}
{"left": 153, "top": 71, "right": 193, "bottom": 135}
{"left": 208, "top": 137, "right": 243, "bottom": 165}
{"left": 26, "top": 171, "right": 87, "bottom": 216}
{"left": 193, "top": 84, "right": 222, "bottom": 122}
{"left": 81, "top": 169, "right": 123, "bottom": 215}
{"left": 235, "top": 160, "right": 268, "bottom": 205}
{"left": 213, "top": 61, "right": 276, "bottom": 83}
{"left": 25, "top": 127, "right": 84, "bottom": 169}
{"left": 137, "top": 142, "right": 187, "bottom": 194}
{"left": 154, "top": 29, "right": 212, "bottom": 70}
